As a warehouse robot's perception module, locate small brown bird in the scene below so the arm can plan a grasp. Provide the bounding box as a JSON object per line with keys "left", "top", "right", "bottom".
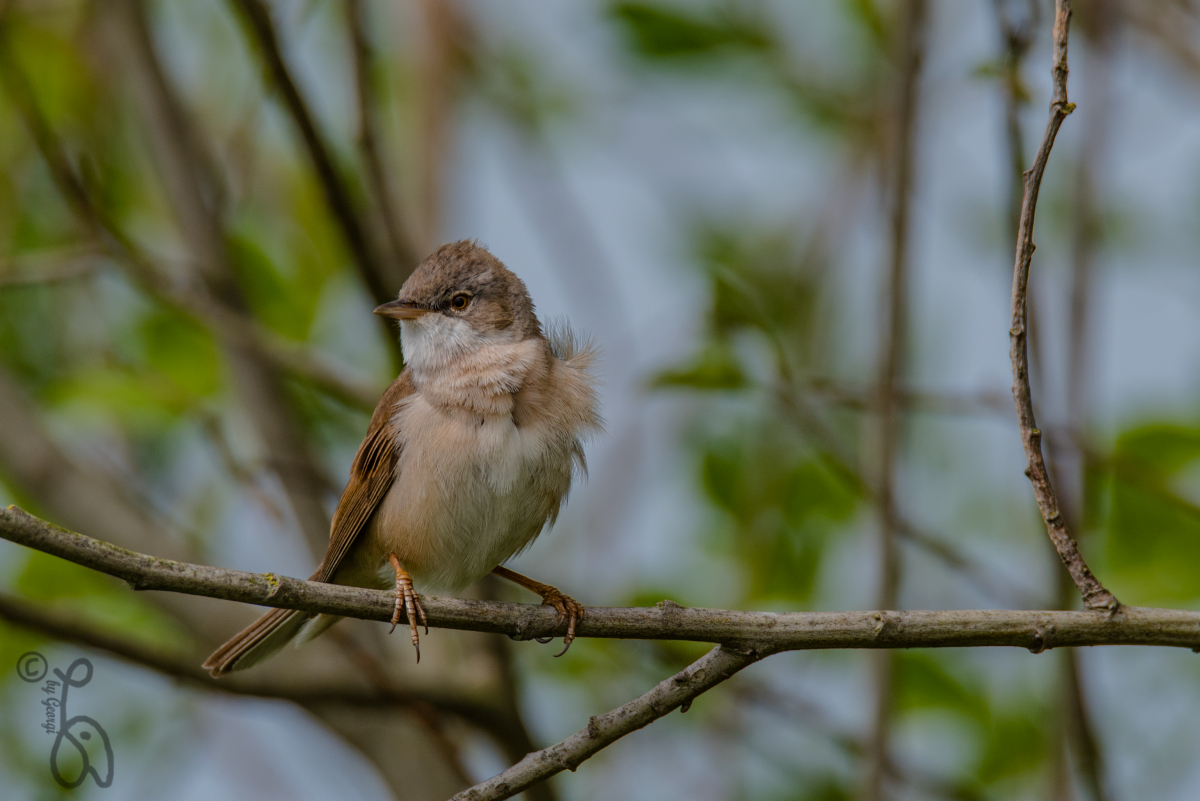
{"left": 204, "top": 241, "right": 601, "bottom": 676}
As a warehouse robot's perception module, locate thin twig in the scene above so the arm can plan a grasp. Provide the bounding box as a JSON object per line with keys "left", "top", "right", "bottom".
{"left": 4, "top": 506, "right": 1200, "bottom": 651}
{"left": 866, "top": 3, "right": 926, "bottom": 797}
{"left": 805, "top": 379, "right": 1013, "bottom": 418}
{"left": 991, "top": 0, "right": 1039, "bottom": 241}
{"left": 1007, "top": 0, "right": 1118, "bottom": 611}
{"left": 0, "top": 246, "right": 105, "bottom": 287}
{"left": 1056, "top": 5, "right": 1118, "bottom": 797}
{"left": 451, "top": 645, "right": 765, "bottom": 801}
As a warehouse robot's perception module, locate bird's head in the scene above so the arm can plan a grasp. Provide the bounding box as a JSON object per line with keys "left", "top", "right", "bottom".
{"left": 375, "top": 241, "right": 542, "bottom": 372}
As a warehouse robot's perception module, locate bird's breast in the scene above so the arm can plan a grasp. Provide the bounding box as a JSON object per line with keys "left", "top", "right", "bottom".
{"left": 365, "top": 392, "right": 580, "bottom": 593}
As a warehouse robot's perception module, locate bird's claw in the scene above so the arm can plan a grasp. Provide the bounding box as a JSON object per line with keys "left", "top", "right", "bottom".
{"left": 388, "top": 558, "right": 427, "bottom": 662}
{"left": 539, "top": 590, "right": 585, "bottom": 657}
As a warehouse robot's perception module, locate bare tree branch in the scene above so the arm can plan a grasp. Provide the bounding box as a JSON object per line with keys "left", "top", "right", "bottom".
{"left": 1007, "top": 0, "right": 1118, "bottom": 611}
{"left": 452, "top": 645, "right": 764, "bottom": 801}
{"left": 7, "top": 503, "right": 1197, "bottom": 800}
{"left": 0, "top": 246, "right": 105, "bottom": 287}
{"left": 991, "top": 0, "right": 1040, "bottom": 242}
{"left": 411, "top": 0, "right": 463, "bottom": 251}
{"left": 806, "top": 380, "right": 1014, "bottom": 419}
{"left": 1055, "top": 6, "right": 1119, "bottom": 797}
{"left": 4, "top": 506, "right": 1199, "bottom": 652}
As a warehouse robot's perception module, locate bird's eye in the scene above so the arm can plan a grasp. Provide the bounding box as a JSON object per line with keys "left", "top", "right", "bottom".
{"left": 450, "top": 293, "right": 471, "bottom": 310}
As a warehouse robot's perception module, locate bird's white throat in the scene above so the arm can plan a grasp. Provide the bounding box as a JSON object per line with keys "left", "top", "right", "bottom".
{"left": 400, "top": 314, "right": 495, "bottom": 374}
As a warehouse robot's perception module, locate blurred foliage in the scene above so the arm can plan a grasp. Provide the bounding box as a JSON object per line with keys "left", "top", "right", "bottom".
{"left": 699, "top": 420, "right": 858, "bottom": 601}
{"left": 609, "top": 0, "right": 893, "bottom": 145}
{"left": 652, "top": 222, "right": 858, "bottom": 603}
{"left": 15, "top": 551, "right": 189, "bottom": 655}
{"left": 895, "top": 652, "right": 1048, "bottom": 786}
{"left": 617, "top": 1, "right": 1198, "bottom": 797}
{"left": 610, "top": 3, "right": 774, "bottom": 59}
{"left": 1092, "top": 422, "right": 1200, "bottom": 605}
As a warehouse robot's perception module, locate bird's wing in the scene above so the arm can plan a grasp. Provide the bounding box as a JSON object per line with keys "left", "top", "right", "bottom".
{"left": 311, "top": 370, "right": 414, "bottom": 583}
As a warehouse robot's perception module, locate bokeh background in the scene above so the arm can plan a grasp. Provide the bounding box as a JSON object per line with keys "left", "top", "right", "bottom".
{"left": 3, "top": 0, "right": 1200, "bottom": 799}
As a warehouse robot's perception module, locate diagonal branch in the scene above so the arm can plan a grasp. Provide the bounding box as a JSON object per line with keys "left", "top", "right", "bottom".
{"left": 451, "top": 645, "right": 765, "bottom": 801}
{"left": 1007, "top": 0, "right": 1118, "bottom": 611}
{"left": 227, "top": 0, "right": 410, "bottom": 311}
{"left": 345, "top": 0, "right": 421, "bottom": 277}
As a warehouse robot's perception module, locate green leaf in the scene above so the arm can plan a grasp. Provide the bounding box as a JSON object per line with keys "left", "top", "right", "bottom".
{"left": 609, "top": 3, "right": 773, "bottom": 60}
{"left": 977, "top": 711, "right": 1047, "bottom": 783}
{"left": 651, "top": 343, "right": 747, "bottom": 389}
{"left": 15, "top": 551, "right": 189, "bottom": 655}
{"left": 139, "top": 311, "right": 220, "bottom": 398}
{"left": 1113, "top": 424, "right": 1200, "bottom": 476}
{"left": 697, "top": 419, "right": 861, "bottom": 602}
{"left": 894, "top": 652, "right": 987, "bottom": 724}
{"left": 1102, "top": 423, "right": 1200, "bottom": 603}
{"left": 227, "top": 234, "right": 314, "bottom": 341}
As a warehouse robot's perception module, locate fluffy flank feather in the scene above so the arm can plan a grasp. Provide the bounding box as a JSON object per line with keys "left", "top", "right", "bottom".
{"left": 546, "top": 317, "right": 600, "bottom": 369}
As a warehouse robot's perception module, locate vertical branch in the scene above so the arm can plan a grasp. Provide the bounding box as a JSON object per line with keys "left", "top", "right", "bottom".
{"left": 864, "top": 2, "right": 927, "bottom": 800}
{"left": 992, "top": 0, "right": 1039, "bottom": 241}
{"left": 227, "top": 0, "right": 394, "bottom": 299}
{"left": 480, "top": 628, "right": 561, "bottom": 801}
{"left": 1007, "top": 0, "right": 1118, "bottom": 611}
{"left": 993, "top": 0, "right": 1054, "bottom": 448}
{"left": 1056, "top": 3, "right": 1119, "bottom": 798}
{"left": 995, "top": 4, "right": 1076, "bottom": 798}
{"left": 1063, "top": 647, "right": 1108, "bottom": 801}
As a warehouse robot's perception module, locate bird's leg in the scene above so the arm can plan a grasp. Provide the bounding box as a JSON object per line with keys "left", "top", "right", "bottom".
{"left": 388, "top": 553, "right": 428, "bottom": 661}
{"left": 491, "top": 566, "right": 585, "bottom": 657}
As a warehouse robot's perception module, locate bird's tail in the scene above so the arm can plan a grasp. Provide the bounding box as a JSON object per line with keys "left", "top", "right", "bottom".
{"left": 203, "top": 607, "right": 324, "bottom": 677}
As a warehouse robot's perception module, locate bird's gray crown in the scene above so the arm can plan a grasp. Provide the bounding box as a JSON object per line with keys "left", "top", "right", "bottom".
{"left": 398, "top": 241, "right": 542, "bottom": 339}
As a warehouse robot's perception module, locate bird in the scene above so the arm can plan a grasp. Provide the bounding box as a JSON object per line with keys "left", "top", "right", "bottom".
{"left": 203, "top": 240, "right": 601, "bottom": 676}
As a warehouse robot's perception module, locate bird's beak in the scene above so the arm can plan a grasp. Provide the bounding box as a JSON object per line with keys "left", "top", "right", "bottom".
{"left": 374, "top": 299, "right": 431, "bottom": 319}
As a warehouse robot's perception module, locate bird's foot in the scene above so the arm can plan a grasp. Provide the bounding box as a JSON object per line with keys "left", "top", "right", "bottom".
{"left": 536, "top": 588, "right": 585, "bottom": 657}
{"left": 491, "top": 566, "right": 585, "bottom": 656}
{"left": 388, "top": 553, "right": 428, "bottom": 662}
